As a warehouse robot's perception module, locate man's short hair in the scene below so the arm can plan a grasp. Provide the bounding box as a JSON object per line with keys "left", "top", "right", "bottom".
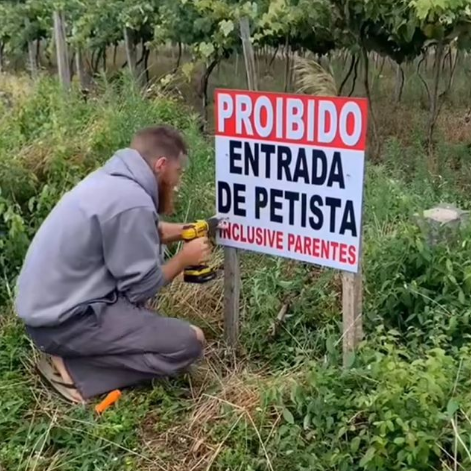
{"left": 131, "top": 125, "right": 188, "bottom": 163}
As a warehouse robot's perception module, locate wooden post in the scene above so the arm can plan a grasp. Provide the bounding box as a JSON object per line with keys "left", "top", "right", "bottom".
{"left": 53, "top": 10, "right": 70, "bottom": 90}
{"left": 342, "top": 267, "right": 363, "bottom": 366}
{"left": 224, "top": 246, "right": 241, "bottom": 347}
{"left": 75, "top": 47, "right": 89, "bottom": 91}
{"left": 239, "top": 17, "right": 258, "bottom": 91}
{"left": 24, "top": 19, "right": 38, "bottom": 78}
{"left": 124, "top": 27, "right": 138, "bottom": 80}
{"left": 221, "top": 17, "right": 258, "bottom": 348}
{"left": 28, "top": 40, "right": 38, "bottom": 78}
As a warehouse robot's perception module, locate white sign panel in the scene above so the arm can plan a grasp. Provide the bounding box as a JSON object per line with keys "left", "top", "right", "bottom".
{"left": 214, "top": 89, "right": 368, "bottom": 273}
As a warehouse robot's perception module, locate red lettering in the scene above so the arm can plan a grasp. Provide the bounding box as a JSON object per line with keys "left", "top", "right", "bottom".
{"left": 268, "top": 229, "right": 276, "bottom": 248}
{"left": 339, "top": 244, "right": 348, "bottom": 264}
{"left": 348, "top": 246, "right": 356, "bottom": 265}
{"left": 240, "top": 225, "right": 247, "bottom": 243}
{"left": 288, "top": 233, "right": 295, "bottom": 251}
{"left": 304, "top": 237, "right": 312, "bottom": 256}
{"left": 276, "top": 231, "right": 283, "bottom": 250}
{"left": 247, "top": 226, "right": 255, "bottom": 244}
{"left": 256, "top": 227, "right": 263, "bottom": 246}
{"left": 313, "top": 238, "right": 320, "bottom": 257}
{"left": 331, "top": 242, "right": 339, "bottom": 261}
{"left": 220, "top": 224, "right": 229, "bottom": 239}
{"left": 295, "top": 235, "right": 302, "bottom": 253}
{"left": 321, "top": 240, "right": 329, "bottom": 259}
{"left": 232, "top": 223, "right": 240, "bottom": 241}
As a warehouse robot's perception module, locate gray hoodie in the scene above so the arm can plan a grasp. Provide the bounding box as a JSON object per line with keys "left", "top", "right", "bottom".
{"left": 15, "top": 148, "right": 166, "bottom": 327}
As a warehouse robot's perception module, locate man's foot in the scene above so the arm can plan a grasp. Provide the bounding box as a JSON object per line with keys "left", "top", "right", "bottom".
{"left": 36, "top": 353, "right": 85, "bottom": 404}
{"left": 50, "top": 356, "right": 85, "bottom": 403}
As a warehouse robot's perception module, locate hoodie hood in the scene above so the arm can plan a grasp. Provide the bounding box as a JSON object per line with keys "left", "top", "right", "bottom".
{"left": 102, "top": 148, "right": 159, "bottom": 210}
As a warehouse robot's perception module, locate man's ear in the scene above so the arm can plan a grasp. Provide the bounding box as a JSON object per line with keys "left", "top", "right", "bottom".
{"left": 153, "top": 156, "right": 167, "bottom": 173}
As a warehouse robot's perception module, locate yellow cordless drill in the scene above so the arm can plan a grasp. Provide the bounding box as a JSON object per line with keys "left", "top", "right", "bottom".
{"left": 181, "top": 217, "right": 220, "bottom": 283}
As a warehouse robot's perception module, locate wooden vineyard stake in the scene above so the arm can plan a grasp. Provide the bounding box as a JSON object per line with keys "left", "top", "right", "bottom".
{"left": 123, "top": 27, "right": 138, "bottom": 82}
{"left": 75, "top": 47, "right": 88, "bottom": 92}
{"left": 53, "top": 10, "right": 70, "bottom": 90}
{"left": 24, "top": 19, "right": 38, "bottom": 79}
{"left": 342, "top": 266, "right": 363, "bottom": 367}
{"left": 239, "top": 17, "right": 258, "bottom": 91}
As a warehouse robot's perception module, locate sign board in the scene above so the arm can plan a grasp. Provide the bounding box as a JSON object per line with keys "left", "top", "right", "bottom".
{"left": 215, "top": 89, "right": 368, "bottom": 274}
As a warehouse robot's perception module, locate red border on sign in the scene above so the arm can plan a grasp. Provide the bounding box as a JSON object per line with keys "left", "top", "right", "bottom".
{"left": 214, "top": 88, "right": 369, "bottom": 151}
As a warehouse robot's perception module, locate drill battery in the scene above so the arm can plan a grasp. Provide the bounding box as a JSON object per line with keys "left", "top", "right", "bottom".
{"left": 181, "top": 218, "right": 220, "bottom": 284}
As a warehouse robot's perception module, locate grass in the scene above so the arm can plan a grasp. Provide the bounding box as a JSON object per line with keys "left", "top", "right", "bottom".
{"left": 1, "top": 50, "right": 471, "bottom": 470}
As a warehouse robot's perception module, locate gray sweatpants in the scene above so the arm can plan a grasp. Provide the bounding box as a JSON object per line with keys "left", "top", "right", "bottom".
{"left": 26, "top": 298, "right": 203, "bottom": 399}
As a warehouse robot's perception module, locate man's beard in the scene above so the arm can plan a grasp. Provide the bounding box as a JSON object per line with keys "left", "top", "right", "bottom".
{"left": 158, "top": 177, "right": 175, "bottom": 216}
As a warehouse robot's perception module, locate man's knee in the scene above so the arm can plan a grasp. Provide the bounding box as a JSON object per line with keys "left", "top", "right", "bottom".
{"left": 169, "top": 326, "right": 204, "bottom": 364}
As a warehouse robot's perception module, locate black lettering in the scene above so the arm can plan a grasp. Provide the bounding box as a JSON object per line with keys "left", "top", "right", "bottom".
{"left": 309, "top": 195, "right": 323, "bottom": 230}
{"left": 233, "top": 183, "right": 246, "bottom": 217}
{"left": 229, "top": 140, "right": 243, "bottom": 175}
{"left": 293, "top": 148, "right": 309, "bottom": 183}
{"left": 261, "top": 144, "right": 275, "bottom": 179}
{"left": 340, "top": 201, "right": 357, "bottom": 236}
{"left": 244, "top": 142, "right": 259, "bottom": 177}
{"left": 277, "top": 146, "right": 292, "bottom": 182}
{"left": 270, "top": 189, "right": 284, "bottom": 223}
{"left": 301, "top": 193, "right": 307, "bottom": 227}
{"left": 325, "top": 197, "right": 342, "bottom": 233}
{"left": 311, "top": 150, "right": 327, "bottom": 185}
{"left": 285, "top": 191, "right": 299, "bottom": 226}
{"left": 255, "top": 187, "right": 268, "bottom": 219}
{"left": 327, "top": 152, "right": 345, "bottom": 189}
{"left": 217, "top": 181, "right": 232, "bottom": 213}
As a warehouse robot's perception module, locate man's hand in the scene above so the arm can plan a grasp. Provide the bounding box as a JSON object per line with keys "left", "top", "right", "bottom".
{"left": 161, "top": 237, "right": 212, "bottom": 284}
{"left": 180, "top": 237, "right": 211, "bottom": 266}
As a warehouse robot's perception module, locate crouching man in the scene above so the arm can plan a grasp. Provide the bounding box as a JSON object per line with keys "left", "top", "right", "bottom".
{"left": 15, "top": 125, "right": 212, "bottom": 404}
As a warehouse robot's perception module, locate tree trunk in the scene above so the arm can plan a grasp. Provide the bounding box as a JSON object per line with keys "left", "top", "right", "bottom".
{"left": 0, "top": 42, "right": 4, "bottom": 73}
{"left": 53, "top": 10, "right": 71, "bottom": 90}
{"left": 339, "top": 53, "right": 356, "bottom": 96}
{"left": 176, "top": 41, "right": 182, "bottom": 69}
{"left": 143, "top": 45, "right": 150, "bottom": 83}
{"left": 201, "top": 58, "right": 219, "bottom": 121}
{"left": 69, "top": 52, "right": 75, "bottom": 79}
{"left": 90, "top": 50, "right": 96, "bottom": 72}
{"left": 426, "top": 42, "right": 445, "bottom": 154}
{"left": 362, "top": 47, "right": 379, "bottom": 156}
{"left": 102, "top": 47, "right": 107, "bottom": 72}
{"left": 124, "top": 27, "right": 138, "bottom": 80}
{"left": 394, "top": 62, "right": 405, "bottom": 103}
{"left": 269, "top": 45, "right": 279, "bottom": 68}
{"left": 348, "top": 55, "right": 360, "bottom": 96}
{"left": 284, "top": 39, "right": 290, "bottom": 92}
{"left": 137, "top": 39, "right": 146, "bottom": 66}
{"left": 113, "top": 44, "right": 118, "bottom": 67}
{"left": 93, "top": 48, "right": 103, "bottom": 73}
